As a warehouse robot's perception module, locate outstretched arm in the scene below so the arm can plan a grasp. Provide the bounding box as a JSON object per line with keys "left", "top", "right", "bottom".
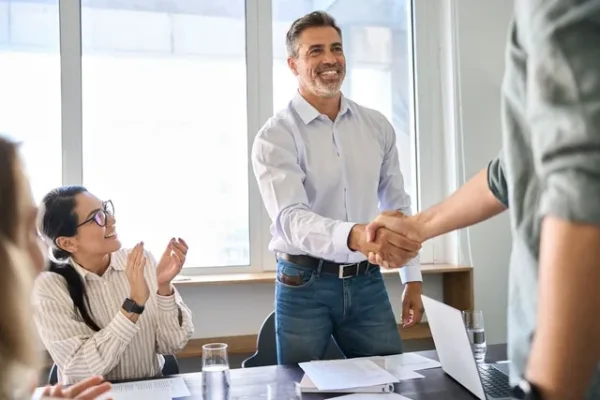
{"left": 366, "top": 160, "right": 508, "bottom": 243}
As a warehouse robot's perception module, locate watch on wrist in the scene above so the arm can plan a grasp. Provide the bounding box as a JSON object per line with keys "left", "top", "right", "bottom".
{"left": 122, "top": 298, "right": 145, "bottom": 314}
{"left": 512, "top": 379, "right": 543, "bottom": 400}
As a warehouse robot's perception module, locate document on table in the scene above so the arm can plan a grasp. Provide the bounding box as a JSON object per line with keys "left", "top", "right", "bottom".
{"left": 383, "top": 353, "right": 441, "bottom": 371}
{"left": 96, "top": 377, "right": 190, "bottom": 400}
{"left": 331, "top": 393, "right": 413, "bottom": 399}
{"left": 352, "top": 355, "right": 425, "bottom": 381}
{"left": 299, "top": 358, "right": 399, "bottom": 391}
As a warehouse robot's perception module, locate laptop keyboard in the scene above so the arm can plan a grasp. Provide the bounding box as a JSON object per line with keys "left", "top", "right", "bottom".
{"left": 478, "top": 364, "right": 511, "bottom": 398}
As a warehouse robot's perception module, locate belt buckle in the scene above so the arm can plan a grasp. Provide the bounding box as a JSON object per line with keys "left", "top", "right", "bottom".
{"left": 338, "top": 263, "right": 359, "bottom": 279}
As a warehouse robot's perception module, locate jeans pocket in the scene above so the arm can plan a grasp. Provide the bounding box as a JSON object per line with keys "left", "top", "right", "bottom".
{"left": 276, "top": 261, "right": 316, "bottom": 289}
{"left": 366, "top": 266, "right": 384, "bottom": 281}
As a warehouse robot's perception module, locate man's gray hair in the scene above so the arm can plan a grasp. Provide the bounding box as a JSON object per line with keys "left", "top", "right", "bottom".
{"left": 285, "top": 11, "right": 342, "bottom": 58}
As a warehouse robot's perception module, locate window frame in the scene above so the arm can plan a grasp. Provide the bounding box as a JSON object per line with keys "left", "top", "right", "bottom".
{"left": 52, "top": 0, "right": 445, "bottom": 275}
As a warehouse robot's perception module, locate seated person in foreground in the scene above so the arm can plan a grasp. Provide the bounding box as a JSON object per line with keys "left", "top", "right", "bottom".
{"left": 32, "top": 186, "right": 194, "bottom": 384}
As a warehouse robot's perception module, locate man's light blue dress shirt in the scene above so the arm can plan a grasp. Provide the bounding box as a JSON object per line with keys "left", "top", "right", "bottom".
{"left": 252, "top": 92, "right": 421, "bottom": 283}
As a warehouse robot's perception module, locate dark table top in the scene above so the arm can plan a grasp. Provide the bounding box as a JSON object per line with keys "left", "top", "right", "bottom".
{"left": 177, "top": 344, "right": 508, "bottom": 400}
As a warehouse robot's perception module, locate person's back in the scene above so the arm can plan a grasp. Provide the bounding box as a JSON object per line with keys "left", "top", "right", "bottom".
{"left": 488, "top": 2, "right": 600, "bottom": 397}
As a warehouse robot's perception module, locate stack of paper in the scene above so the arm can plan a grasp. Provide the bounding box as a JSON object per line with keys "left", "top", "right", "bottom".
{"left": 95, "top": 377, "right": 191, "bottom": 400}
{"left": 299, "top": 352, "right": 442, "bottom": 395}
{"left": 299, "top": 358, "right": 399, "bottom": 393}
{"left": 332, "top": 394, "right": 413, "bottom": 400}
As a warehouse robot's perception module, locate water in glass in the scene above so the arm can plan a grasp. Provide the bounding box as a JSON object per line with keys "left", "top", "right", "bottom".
{"left": 202, "top": 343, "right": 231, "bottom": 400}
{"left": 462, "top": 310, "right": 487, "bottom": 363}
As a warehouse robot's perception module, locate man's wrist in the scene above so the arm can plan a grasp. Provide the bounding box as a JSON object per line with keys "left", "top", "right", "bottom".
{"left": 404, "top": 281, "right": 423, "bottom": 290}
{"left": 413, "top": 212, "right": 433, "bottom": 242}
{"left": 347, "top": 224, "right": 366, "bottom": 252}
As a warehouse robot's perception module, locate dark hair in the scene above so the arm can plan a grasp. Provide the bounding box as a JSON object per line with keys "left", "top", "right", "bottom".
{"left": 286, "top": 11, "right": 342, "bottom": 58}
{"left": 41, "top": 185, "right": 101, "bottom": 332}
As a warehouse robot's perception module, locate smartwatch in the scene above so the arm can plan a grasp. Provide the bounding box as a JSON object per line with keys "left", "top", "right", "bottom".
{"left": 122, "top": 298, "right": 145, "bottom": 314}
{"left": 512, "top": 379, "right": 544, "bottom": 400}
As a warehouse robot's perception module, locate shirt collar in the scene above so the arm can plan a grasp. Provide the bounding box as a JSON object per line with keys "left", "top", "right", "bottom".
{"left": 70, "top": 253, "right": 122, "bottom": 280}
{"left": 291, "top": 91, "right": 351, "bottom": 125}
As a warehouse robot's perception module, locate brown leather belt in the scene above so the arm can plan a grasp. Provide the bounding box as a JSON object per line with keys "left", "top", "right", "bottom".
{"left": 277, "top": 253, "right": 374, "bottom": 279}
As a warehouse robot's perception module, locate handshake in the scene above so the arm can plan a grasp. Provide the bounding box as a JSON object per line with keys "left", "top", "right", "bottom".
{"left": 349, "top": 210, "right": 425, "bottom": 269}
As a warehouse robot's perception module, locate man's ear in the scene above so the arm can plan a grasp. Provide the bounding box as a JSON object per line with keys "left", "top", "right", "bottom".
{"left": 287, "top": 57, "right": 299, "bottom": 76}
{"left": 56, "top": 236, "right": 78, "bottom": 254}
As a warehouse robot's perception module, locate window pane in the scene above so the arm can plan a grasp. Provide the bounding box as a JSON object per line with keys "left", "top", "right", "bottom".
{"left": 0, "top": 0, "right": 62, "bottom": 202}
{"left": 272, "top": 0, "right": 417, "bottom": 205}
{"left": 81, "top": 0, "right": 249, "bottom": 268}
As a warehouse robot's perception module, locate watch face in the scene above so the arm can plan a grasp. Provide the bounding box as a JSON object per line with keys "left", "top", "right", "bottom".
{"left": 123, "top": 298, "right": 143, "bottom": 313}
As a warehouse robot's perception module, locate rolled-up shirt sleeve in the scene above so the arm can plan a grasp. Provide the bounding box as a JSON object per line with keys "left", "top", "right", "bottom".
{"left": 487, "top": 153, "right": 509, "bottom": 208}
{"left": 521, "top": 0, "right": 600, "bottom": 224}
{"left": 251, "top": 119, "right": 356, "bottom": 260}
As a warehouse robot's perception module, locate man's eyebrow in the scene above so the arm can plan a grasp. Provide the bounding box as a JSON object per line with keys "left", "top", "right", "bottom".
{"left": 307, "top": 42, "right": 342, "bottom": 51}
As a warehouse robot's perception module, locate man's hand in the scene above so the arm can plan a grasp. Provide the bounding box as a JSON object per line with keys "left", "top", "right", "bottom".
{"left": 41, "top": 376, "right": 112, "bottom": 399}
{"left": 366, "top": 210, "right": 424, "bottom": 243}
{"left": 402, "top": 282, "right": 424, "bottom": 327}
{"left": 348, "top": 223, "right": 421, "bottom": 268}
{"left": 362, "top": 211, "right": 424, "bottom": 267}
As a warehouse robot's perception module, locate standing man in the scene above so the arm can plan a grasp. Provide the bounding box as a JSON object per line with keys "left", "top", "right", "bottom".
{"left": 251, "top": 11, "right": 423, "bottom": 365}
{"left": 366, "top": 1, "right": 600, "bottom": 399}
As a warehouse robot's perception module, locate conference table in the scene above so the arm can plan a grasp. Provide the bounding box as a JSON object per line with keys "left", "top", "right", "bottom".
{"left": 168, "top": 344, "right": 508, "bottom": 399}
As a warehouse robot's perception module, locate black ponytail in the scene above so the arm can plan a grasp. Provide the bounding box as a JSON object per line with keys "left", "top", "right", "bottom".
{"left": 41, "top": 186, "right": 100, "bottom": 332}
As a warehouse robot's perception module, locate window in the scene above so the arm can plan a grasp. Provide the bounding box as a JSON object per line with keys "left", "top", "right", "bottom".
{"left": 272, "top": 0, "right": 417, "bottom": 204}
{"left": 6, "top": 0, "right": 444, "bottom": 272}
{"left": 0, "top": 0, "right": 62, "bottom": 202}
{"left": 80, "top": 1, "right": 249, "bottom": 268}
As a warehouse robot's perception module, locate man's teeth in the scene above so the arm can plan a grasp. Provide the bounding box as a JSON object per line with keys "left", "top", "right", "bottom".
{"left": 320, "top": 70, "right": 338, "bottom": 76}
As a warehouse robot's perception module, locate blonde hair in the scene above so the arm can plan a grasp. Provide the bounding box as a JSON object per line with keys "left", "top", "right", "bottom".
{"left": 0, "top": 136, "right": 41, "bottom": 399}
{"left": 0, "top": 242, "right": 40, "bottom": 399}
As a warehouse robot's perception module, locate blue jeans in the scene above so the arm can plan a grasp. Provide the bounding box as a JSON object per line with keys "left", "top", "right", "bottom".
{"left": 274, "top": 259, "right": 403, "bottom": 364}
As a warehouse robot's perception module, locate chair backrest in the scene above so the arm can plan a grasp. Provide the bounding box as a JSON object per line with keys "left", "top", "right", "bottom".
{"left": 47, "top": 354, "right": 179, "bottom": 384}
{"left": 162, "top": 354, "right": 180, "bottom": 376}
{"left": 241, "top": 311, "right": 344, "bottom": 368}
{"left": 48, "top": 364, "right": 58, "bottom": 385}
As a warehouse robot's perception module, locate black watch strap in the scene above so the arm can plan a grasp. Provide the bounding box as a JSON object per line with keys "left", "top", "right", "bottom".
{"left": 122, "top": 298, "right": 145, "bottom": 314}
{"left": 512, "top": 379, "right": 543, "bottom": 400}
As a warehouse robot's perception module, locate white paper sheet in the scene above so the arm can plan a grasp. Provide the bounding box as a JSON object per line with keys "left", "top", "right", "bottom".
{"left": 350, "top": 355, "right": 426, "bottom": 381}
{"left": 299, "top": 358, "right": 399, "bottom": 391}
{"left": 96, "top": 377, "right": 190, "bottom": 400}
{"left": 331, "top": 393, "right": 412, "bottom": 400}
{"left": 300, "top": 373, "right": 394, "bottom": 393}
{"left": 383, "top": 353, "right": 441, "bottom": 371}
{"left": 385, "top": 365, "right": 425, "bottom": 380}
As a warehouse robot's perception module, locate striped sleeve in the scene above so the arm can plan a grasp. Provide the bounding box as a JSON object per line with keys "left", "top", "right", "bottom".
{"left": 145, "top": 252, "right": 194, "bottom": 354}
{"left": 155, "top": 288, "right": 194, "bottom": 354}
{"left": 32, "top": 272, "right": 140, "bottom": 383}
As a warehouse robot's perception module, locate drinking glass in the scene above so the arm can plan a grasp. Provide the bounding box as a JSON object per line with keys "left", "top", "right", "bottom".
{"left": 267, "top": 382, "right": 302, "bottom": 400}
{"left": 462, "top": 310, "right": 487, "bottom": 363}
{"left": 202, "top": 343, "right": 231, "bottom": 400}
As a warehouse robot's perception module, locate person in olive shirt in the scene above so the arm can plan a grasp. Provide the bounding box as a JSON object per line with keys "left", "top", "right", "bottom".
{"left": 365, "top": 1, "right": 600, "bottom": 399}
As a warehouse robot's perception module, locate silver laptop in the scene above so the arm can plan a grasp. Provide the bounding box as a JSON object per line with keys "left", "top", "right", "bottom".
{"left": 422, "top": 295, "right": 512, "bottom": 399}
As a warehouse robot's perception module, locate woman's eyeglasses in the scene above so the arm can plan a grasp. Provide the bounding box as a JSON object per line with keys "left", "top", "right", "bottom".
{"left": 77, "top": 200, "right": 115, "bottom": 228}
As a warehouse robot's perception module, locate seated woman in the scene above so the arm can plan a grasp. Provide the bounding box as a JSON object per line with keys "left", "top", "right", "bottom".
{"left": 32, "top": 186, "right": 194, "bottom": 385}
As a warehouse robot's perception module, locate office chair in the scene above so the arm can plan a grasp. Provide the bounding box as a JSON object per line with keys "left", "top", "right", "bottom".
{"left": 241, "top": 311, "right": 344, "bottom": 368}
{"left": 47, "top": 354, "right": 180, "bottom": 384}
